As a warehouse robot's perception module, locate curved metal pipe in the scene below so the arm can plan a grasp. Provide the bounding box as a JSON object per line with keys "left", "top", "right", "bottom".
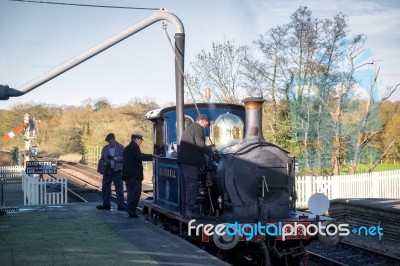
{"left": 0, "top": 9, "right": 185, "bottom": 141}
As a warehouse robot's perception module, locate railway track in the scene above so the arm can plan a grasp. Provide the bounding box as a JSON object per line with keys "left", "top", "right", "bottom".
{"left": 58, "top": 161, "right": 102, "bottom": 187}
{"left": 306, "top": 240, "right": 400, "bottom": 265}
{"left": 31, "top": 157, "right": 153, "bottom": 208}
{"left": 57, "top": 160, "right": 153, "bottom": 201}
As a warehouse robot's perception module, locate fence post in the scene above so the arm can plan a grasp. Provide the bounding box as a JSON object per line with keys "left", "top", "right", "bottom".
{"left": 372, "top": 172, "right": 379, "bottom": 198}
{"left": 0, "top": 179, "right": 4, "bottom": 206}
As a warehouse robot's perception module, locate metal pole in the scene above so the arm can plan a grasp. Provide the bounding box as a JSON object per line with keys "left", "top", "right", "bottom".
{"left": 23, "top": 113, "right": 30, "bottom": 166}
{"left": 175, "top": 33, "right": 185, "bottom": 144}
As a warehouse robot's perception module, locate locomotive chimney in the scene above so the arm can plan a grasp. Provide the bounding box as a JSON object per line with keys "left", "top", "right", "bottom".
{"left": 242, "top": 97, "right": 265, "bottom": 142}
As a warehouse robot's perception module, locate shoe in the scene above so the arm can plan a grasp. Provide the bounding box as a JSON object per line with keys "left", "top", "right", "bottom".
{"left": 128, "top": 212, "right": 138, "bottom": 218}
{"left": 96, "top": 204, "right": 111, "bottom": 210}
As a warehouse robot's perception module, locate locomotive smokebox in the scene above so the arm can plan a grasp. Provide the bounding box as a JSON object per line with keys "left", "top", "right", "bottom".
{"left": 242, "top": 97, "right": 265, "bottom": 142}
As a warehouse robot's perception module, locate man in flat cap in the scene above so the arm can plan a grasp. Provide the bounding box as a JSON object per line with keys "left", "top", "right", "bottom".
{"left": 96, "top": 133, "right": 125, "bottom": 211}
{"left": 122, "top": 134, "right": 153, "bottom": 218}
{"left": 177, "top": 114, "right": 215, "bottom": 218}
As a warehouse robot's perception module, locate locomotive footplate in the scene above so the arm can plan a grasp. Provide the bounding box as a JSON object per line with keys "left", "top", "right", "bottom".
{"left": 142, "top": 199, "right": 192, "bottom": 223}
{"left": 143, "top": 200, "right": 324, "bottom": 242}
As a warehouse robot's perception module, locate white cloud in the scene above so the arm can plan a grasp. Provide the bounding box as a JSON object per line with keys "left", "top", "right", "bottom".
{"left": 349, "top": 10, "right": 400, "bottom": 37}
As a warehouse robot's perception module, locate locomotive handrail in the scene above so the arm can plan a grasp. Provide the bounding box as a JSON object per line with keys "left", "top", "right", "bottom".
{"left": 219, "top": 141, "right": 286, "bottom": 156}
{"left": 0, "top": 8, "right": 186, "bottom": 143}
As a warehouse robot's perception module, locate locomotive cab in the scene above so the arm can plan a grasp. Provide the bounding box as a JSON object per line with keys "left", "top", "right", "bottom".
{"left": 145, "top": 103, "right": 246, "bottom": 212}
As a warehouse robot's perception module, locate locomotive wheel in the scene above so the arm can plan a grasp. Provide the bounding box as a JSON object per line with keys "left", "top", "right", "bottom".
{"left": 212, "top": 223, "right": 239, "bottom": 250}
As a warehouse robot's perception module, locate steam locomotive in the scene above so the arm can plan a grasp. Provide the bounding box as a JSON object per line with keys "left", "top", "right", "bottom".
{"left": 142, "top": 97, "right": 339, "bottom": 265}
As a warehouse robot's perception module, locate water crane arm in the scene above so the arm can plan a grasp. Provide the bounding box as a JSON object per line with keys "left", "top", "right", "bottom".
{"left": 0, "top": 9, "right": 185, "bottom": 143}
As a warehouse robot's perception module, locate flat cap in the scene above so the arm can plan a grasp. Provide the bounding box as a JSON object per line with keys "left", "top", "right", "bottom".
{"left": 105, "top": 133, "right": 115, "bottom": 141}
{"left": 196, "top": 114, "right": 209, "bottom": 121}
{"left": 131, "top": 134, "right": 143, "bottom": 140}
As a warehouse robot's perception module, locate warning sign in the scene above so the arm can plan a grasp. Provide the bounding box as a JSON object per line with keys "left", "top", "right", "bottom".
{"left": 25, "top": 161, "right": 57, "bottom": 174}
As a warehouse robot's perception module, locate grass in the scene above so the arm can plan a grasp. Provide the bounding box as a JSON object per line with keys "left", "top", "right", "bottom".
{"left": 340, "top": 163, "right": 400, "bottom": 174}
{"left": 372, "top": 163, "right": 400, "bottom": 171}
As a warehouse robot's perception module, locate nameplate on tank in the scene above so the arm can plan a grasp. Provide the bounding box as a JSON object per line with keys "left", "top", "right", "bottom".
{"left": 157, "top": 164, "right": 179, "bottom": 206}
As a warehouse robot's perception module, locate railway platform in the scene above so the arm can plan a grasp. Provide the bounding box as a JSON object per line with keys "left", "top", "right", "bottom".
{"left": 0, "top": 181, "right": 228, "bottom": 266}
{"left": 330, "top": 198, "right": 400, "bottom": 213}
{"left": 329, "top": 198, "right": 400, "bottom": 258}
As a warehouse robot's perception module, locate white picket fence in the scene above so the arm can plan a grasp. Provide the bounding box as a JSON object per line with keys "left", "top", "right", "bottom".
{"left": 0, "top": 165, "right": 24, "bottom": 179}
{"left": 296, "top": 169, "right": 400, "bottom": 208}
{"left": 22, "top": 172, "right": 68, "bottom": 205}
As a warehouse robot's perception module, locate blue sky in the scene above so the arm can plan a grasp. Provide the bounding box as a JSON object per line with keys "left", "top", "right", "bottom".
{"left": 1, "top": 0, "right": 399, "bottom": 109}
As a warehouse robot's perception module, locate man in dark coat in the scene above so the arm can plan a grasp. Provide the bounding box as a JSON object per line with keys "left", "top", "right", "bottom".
{"left": 122, "top": 134, "right": 153, "bottom": 218}
{"left": 177, "top": 114, "right": 215, "bottom": 218}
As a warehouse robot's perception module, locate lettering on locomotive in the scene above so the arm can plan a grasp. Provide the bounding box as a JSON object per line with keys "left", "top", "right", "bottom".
{"left": 159, "top": 167, "right": 177, "bottom": 179}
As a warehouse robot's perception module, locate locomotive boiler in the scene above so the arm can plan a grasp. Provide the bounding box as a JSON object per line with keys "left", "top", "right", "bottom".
{"left": 214, "top": 97, "right": 296, "bottom": 223}
{"left": 143, "top": 97, "right": 340, "bottom": 266}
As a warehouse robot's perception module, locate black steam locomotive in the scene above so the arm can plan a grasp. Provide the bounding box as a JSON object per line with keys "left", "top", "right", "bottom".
{"left": 143, "top": 97, "right": 339, "bottom": 265}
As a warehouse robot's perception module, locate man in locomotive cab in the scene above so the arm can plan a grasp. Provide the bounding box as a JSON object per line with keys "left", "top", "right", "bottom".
{"left": 96, "top": 133, "right": 125, "bottom": 211}
{"left": 177, "top": 114, "right": 215, "bottom": 219}
{"left": 122, "top": 134, "right": 153, "bottom": 218}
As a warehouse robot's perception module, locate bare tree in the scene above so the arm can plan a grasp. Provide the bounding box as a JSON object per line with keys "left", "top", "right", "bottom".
{"left": 330, "top": 34, "right": 368, "bottom": 175}
{"left": 246, "top": 7, "right": 349, "bottom": 172}
{"left": 243, "top": 6, "right": 399, "bottom": 175}
{"left": 243, "top": 25, "right": 289, "bottom": 143}
{"left": 187, "top": 40, "right": 248, "bottom": 103}
{"left": 347, "top": 79, "right": 399, "bottom": 174}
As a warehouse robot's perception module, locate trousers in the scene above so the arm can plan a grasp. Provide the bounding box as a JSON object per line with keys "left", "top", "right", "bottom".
{"left": 102, "top": 169, "right": 124, "bottom": 207}
{"left": 180, "top": 163, "right": 199, "bottom": 212}
{"left": 125, "top": 177, "right": 142, "bottom": 215}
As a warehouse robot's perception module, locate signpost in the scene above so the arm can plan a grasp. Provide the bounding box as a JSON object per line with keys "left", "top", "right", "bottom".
{"left": 25, "top": 161, "right": 57, "bottom": 175}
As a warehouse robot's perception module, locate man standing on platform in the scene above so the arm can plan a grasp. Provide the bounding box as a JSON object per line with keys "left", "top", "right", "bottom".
{"left": 122, "top": 134, "right": 153, "bottom": 218}
{"left": 96, "top": 133, "right": 125, "bottom": 211}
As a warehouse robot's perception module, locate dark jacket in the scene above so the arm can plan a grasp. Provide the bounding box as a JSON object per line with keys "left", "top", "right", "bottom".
{"left": 122, "top": 141, "right": 153, "bottom": 180}
{"left": 177, "top": 122, "right": 212, "bottom": 167}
